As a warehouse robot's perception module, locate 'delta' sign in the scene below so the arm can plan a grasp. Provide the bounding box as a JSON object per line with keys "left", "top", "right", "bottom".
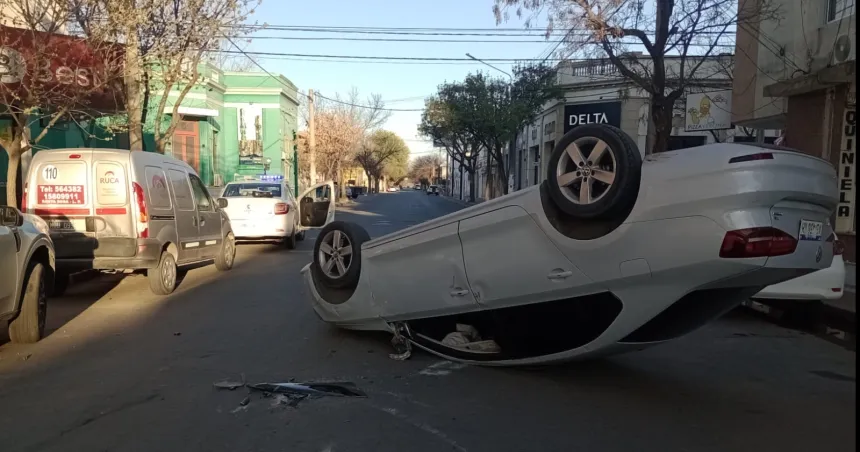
{"left": 0, "top": 25, "right": 124, "bottom": 111}
{"left": 563, "top": 102, "right": 622, "bottom": 134}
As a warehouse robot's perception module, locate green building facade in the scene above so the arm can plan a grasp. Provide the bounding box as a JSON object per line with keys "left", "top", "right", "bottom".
{"left": 1, "top": 63, "right": 300, "bottom": 204}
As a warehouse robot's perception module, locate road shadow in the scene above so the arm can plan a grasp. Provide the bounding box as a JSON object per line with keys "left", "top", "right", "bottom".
{"left": 0, "top": 272, "right": 123, "bottom": 348}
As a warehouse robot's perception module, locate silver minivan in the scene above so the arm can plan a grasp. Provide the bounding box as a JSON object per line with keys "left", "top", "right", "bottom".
{"left": 24, "top": 148, "right": 242, "bottom": 295}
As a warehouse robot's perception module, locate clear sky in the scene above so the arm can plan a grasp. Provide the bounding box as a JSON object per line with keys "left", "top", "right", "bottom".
{"left": 242, "top": 0, "right": 552, "bottom": 160}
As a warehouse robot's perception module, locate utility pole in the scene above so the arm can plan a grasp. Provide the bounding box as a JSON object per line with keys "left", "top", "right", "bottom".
{"left": 308, "top": 89, "right": 317, "bottom": 185}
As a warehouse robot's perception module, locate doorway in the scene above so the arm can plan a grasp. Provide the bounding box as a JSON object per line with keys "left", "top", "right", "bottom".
{"left": 173, "top": 119, "right": 201, "bottom": 173}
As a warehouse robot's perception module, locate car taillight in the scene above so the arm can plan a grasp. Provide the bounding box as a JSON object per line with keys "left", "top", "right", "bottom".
{"left": 132, "top": 182, "right": 149, "bottom": 238}
{"left": 21, "top": 183, "right": 27, "bottom": 213}
{"left": 833, "top": 239, "right": 845, "bottom": 255}
{"left": 729, "top": 153, "right": 774, "bottom": 164}
{"left": 719, "top": 227, "right": 797, "bottom": 258}
{"left": 274, "top": 202, "right": 289, "bottom": 215}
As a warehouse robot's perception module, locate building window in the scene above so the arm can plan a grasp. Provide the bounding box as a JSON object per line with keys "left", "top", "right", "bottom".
{"left": 828, "top": 0, "right": 856, "bottom": 22}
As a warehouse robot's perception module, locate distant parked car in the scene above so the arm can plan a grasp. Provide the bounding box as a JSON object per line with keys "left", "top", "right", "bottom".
{"left": 426, "top": 185, "right": 440, "bottom": 196}
{"left": 0, "top": 206, "right": 55, "bottom": 343}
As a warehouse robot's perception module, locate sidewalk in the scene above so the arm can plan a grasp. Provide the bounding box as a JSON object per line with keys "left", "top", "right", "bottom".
{"left": 440, "top": 194, "right": 483, "bottom": 207}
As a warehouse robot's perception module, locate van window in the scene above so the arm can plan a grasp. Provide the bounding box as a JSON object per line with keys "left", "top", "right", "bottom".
{"left": 188, "top": 175, "right": 212, "bottom": 211}
{"left": 34, "top": 161, "right": 87, "bottom": 206}
{"left": 95, "top": 162, "right": 127, "bottom": 205}
{"left": 167, "top": 169, "right": 194, "bottom": 211}
{"left": 145, "top": 166, "right": 172, "bottom": 210}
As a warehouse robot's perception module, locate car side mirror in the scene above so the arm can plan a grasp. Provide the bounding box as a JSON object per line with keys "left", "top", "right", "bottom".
{"left": 216, "top": 198, "right": 228, "bottom": 209}
{"left": 0, "top": 206, "right": 24, "bottom": 227}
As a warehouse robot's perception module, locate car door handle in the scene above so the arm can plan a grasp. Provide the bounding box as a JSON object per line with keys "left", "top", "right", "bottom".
{"left": 547, "top": 270, "right": 573, "bottom": 280}
{"left": 450, "top": 288, "right": 470, "bottom": 297}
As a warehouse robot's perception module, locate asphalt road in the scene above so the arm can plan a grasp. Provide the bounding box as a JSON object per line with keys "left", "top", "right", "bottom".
{"left": 0, "top": 190, "right": 855, "bottom": 452}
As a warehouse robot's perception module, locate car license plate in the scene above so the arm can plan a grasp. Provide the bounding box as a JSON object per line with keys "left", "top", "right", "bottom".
{"left": 47, "top": 219, "right": 74, "bottom": 230}
{"left": 799, "top": 219, "right": 823, "bottom": 241}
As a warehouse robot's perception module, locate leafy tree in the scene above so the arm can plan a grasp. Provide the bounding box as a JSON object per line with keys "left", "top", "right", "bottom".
{"left": 493, "top": 0, "right": 778, "bottom": 154}
{"left": 422, "top": 65, "right": 561, "bottom": 198}
{"left": 408, "top": 154, "right": 443, "bottom": 187}
{"left": 419, "top": 97, "right": 481, "bottom": 202}
{"left": 355, "top": 130, "right": 409, "bottom": 192}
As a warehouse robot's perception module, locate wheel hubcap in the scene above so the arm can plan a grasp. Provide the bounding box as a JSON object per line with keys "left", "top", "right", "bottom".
{"left": 556, "top": 137, "right": 617, "bottom": 205}
{"left": 163, "top": 258, "right": 176, "bottom": 288}
{"left": 225, "top": 237, "right": 235, "bottom": 265}
{"left": 318, "top": 230, "right": 353, "bottom": 279}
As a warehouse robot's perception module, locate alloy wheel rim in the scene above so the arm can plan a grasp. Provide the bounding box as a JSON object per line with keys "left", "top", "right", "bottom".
{"left": 556, "top": 137, "right": 618, "bottom": 205}
{"left": 318, "top": 230, "right": 353, "bottom": 279}
{"left": 163, "top": 257, "right": 176, "bottom": 289}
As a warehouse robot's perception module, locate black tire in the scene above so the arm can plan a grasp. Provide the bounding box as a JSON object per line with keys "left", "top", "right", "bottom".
{"left": 50, "top": 270, "right": 70, "bottom": 297}
{"left": 546, "top": 124, "right": 642, "bottom": 219}
{"left": 9, "top": 262, "right": 48, "bottom": 343}
{"left": 296, "top": 230, "right": 306, "bottom": 242}
{"left": 312, "top": 221, "right": 371, "bottom": 290}
{"left": 215, "top": 233, "right": 236, "bottom": 271}
{"left": 283, "top": 229, "right": 297, "bottom": 249}
{"left": 148, "top": 251, "right": 178, "bottom": 295}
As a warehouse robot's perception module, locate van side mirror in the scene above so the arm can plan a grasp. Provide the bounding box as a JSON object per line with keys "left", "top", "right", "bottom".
{"left": 216, "top": 198, "right": 228, "bottom": 209}
{"left": 0, "top": 206, "right": 24, "bottom": 227}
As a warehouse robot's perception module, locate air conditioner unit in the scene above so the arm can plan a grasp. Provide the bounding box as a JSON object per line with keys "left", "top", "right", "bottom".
{"left": 832, "top": 34, "right": 855, "bottom": 65}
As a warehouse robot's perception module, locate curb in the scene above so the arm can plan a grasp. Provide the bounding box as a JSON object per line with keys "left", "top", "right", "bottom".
{"left": 742, "top": 299, "right": 855, "bottom": 350}
{"left": 440, "top": 195, "right": 480, "bottom": 207}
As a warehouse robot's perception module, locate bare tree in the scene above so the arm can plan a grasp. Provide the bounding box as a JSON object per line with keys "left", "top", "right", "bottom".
{"left": 494, "top": 0, "right": 778, "bottom": 154}
{"left": 207, "top": 37, "right": 255, "bottom": 72}
{"left": 419, "top": 97, "right": 481, "bottom": 202}
{"left": 354, "top": 130, "right": 410, "bottom": 192}
{"left": 72, "top": 0, "right": 258, "bottom": 153}
{"left": 0, "top": 1, "right": 124, "bottom": 206}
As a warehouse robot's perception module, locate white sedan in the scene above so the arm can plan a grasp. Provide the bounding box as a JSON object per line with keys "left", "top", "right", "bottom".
{"left": 218, "top": 180, "right": 335, "bottom": 249}
{"left": 301, "top": 124, "right": 839, "bottom": 366}
{"left": 754, "top": 235, "right": 846, "bottom": 301}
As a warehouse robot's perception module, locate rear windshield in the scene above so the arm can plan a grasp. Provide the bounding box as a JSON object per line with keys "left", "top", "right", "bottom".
{"left": 223, "top": 183, "right": 281, "bottom": 198}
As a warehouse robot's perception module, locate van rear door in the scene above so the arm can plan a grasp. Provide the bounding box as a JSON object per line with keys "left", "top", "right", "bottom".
{"left": 31, "top": 150, "right": 134, "bottom": 259}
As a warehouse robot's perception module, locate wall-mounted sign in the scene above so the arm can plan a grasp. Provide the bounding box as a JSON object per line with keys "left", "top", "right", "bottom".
{"left": 685, "top": 91, "right": 732, "bottom": 131}
{"left": 836, "top": 108, "right": 856, "bottom": 233}
{"left": 0, "top": 25, "right": 124, "bottom": 111}
{"left": 563, "top": 102, "right": 622, "bottom": 134}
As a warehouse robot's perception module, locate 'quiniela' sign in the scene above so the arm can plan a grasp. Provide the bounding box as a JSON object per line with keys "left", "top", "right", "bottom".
{"left": 836, "top": 108, "right": 856, "bottom": 233}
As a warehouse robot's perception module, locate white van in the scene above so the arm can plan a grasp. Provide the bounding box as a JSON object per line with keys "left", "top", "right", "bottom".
{"left": 24, "top": 149, "right": 258, "bottom": 295}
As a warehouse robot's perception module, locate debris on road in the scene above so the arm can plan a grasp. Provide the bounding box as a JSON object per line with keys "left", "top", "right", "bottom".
{"left": 213, "top": 380, "right": 245, "bottom": 391}
{"left": 216, "top": 378, "right": 367, "bottom": 411}
{"left": 389, "top": 323, "right": 412, "bottom": 361}
{"left": 247, "top": 381, "right": 367, "bottom": 398}
{"left": 173, "top": 332, "right": 182, "bottom": 336}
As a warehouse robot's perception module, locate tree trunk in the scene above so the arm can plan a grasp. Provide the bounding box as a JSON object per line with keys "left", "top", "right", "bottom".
{"left": 649, "top": 98, "right": 674, "bottom": 155}
{"left": 5, "top": 145, "right": 21, "bottom": 208}
{"left": 468, "top": 170, "right": 477, "bottom": 203}
{"left": 336, "top": 161, "right": 344, "bottom": 200}
{"left": 124, "top": 34, "right": 145, "bottom": 151}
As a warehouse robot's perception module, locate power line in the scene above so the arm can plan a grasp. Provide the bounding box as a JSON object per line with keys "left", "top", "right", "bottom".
{"left": 313, "top": 91, "right": 425, "bottom": 112}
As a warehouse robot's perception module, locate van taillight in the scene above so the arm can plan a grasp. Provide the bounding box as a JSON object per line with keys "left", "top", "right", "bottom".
{"left": 719, "top": 227, "right": 797, "bottom": 258}
{"left": 132, "top": 182, "right": 149, "bottom": 238}
{"left": 21, "top": 183, "right": 28, "bottom": 213}
{"left": 274, "top": 202, "right": 289, "bottom": 215}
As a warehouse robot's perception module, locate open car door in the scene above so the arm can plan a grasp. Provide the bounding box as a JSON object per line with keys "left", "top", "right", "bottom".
{"left": 298, "top": 180, "right": 336, "bottom": 230}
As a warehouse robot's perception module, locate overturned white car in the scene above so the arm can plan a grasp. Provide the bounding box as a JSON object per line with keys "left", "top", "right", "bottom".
{"left": 300, "top": 124, "right": 839, "bottom": 366}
